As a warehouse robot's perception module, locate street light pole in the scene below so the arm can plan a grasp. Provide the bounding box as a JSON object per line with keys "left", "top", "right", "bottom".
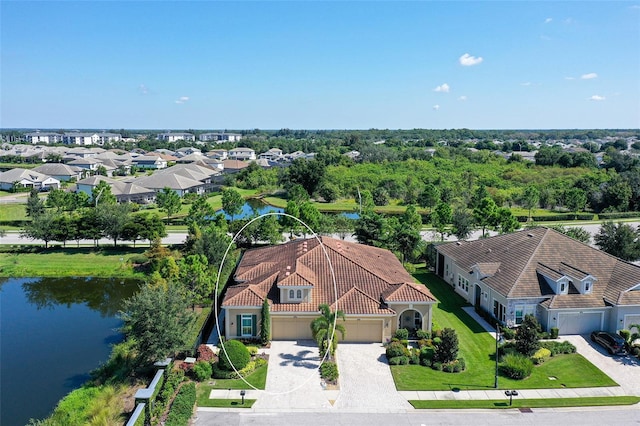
{"left": 494, "top": 323, "right": 500, "bottom": 389}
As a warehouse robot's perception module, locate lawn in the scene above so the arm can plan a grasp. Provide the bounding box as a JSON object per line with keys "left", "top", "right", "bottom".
{"left": 196, "top": 396, "right": 256, "bottom": 408}
{"left": 390, "top": 269, "right": 618, "bottom": 391}
{"left": 410, "top": 396, "right": 640, "bottom": 409}
{"left": 202, "top": 363, "right": 268, "bottom": 390}
{"left": 0, "top": 246, "right": 147, "bottom": 278}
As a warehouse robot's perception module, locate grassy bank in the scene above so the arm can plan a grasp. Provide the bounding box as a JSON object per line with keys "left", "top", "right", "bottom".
{"left": 0, "top": 246, "right": 147, "bottom": 278}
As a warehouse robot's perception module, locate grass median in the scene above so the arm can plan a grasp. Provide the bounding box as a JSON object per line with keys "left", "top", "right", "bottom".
{"left": 410, "top": 396, "right": 640, "bottom": 409}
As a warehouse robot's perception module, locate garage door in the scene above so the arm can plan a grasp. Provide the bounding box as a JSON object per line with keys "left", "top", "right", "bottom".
{"left": 272, "top": 317, "right": 313, "bottom": 340}
{"left": 558, "top": 312, "right": 602, "bottom": 335}
{"left": 624, "top": 316, "right": 640, "bottom": 332}
{"left": 343, "top": 319, "right": 383, "bottom": 343}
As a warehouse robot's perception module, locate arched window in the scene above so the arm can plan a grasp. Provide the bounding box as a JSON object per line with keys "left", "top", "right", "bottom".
{"left": 297, "top": 289, "right": 302, "bottom": 299}
{"left": 289, "top": 289, "right": 294, "bottom": 299}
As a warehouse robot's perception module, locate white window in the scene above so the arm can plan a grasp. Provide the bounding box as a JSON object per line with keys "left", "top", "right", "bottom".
{"left": 296, "top": 289, "right": 302, "bottom": 299}
{"left": 289, "top": 289, "right": 294, "bottom": 299}
{"left": 585, "top": 281, "right": 591, "bottom": 293}
{"left": 241, "top": 314, "right": 253, "bottom": 337}
{"left": 457, "top": 274, "right": 469, "bottom": 293}
{"left": 560, "top": 282, "right": 566, "bottom": 293}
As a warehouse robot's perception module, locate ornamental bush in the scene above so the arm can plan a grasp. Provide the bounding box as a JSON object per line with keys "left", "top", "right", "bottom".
{"left": 192, "top": 361, "right": 212, "bottom": 381}
{"left": 386, "top": 341, "right": 408, "bottom": 359}
{"left": 394, "top": 328, "right": 409, "bottom": 340}
{"left": 500, "top": 353, "right": 533, "bottom": 379}
{"left": 218, "top": 340, "right": 251, "bottom": 371}
{"left": 389, "top": 356, "right": 409, "bottom": 365}
{"left": 164, "top": 382, "right": 196, "bottom": 426}
{"left": 531, "top": 347, "right": 552, "bottom": 365}
{"left": 320, "top": 361, "right": 339, "bottom": 381}
{"left": 540, "top": 340, "right": 576, "bottom": 356}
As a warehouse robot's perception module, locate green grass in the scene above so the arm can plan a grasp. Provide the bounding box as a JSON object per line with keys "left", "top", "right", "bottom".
{"left": 195, "top": 384, "right": 256, "bottom": 408}
{"left": 390, "top": 270, "right": 618, "bottom": 391}
{"left": 0, "top": 203, "right": 27, "bottom": 222}
{"left": 0, "top": 246, "right": 147, "bottom": 278}
{"left": 410, "top": 396, "right": 640, "bottom": 409}
{"left": 204, "top": 363, "right": 268, "bottom": 390}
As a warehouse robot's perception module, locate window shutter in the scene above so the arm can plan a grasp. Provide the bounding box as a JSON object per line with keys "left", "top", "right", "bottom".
{"left": 252, "top": 314, "right": 257, "bottom": 336}
{"left": 236, "top": 315, "right": 241, "bottom": 337}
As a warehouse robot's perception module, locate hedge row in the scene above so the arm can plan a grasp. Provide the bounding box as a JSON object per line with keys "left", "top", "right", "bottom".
{"left": 598, "top": 212, "right": 640, "bottom": 220}
{"left": 515, "top": 213, "right": 596, "bottom": 222}
{"left": 164, "top": 382, "right": 196, "bottom": 426}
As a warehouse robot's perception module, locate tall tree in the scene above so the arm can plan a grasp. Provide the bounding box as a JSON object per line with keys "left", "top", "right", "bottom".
{"left": 260, "top": 299, "right": 271, "bottom": 346}
{"left": 21, "top": 211, "right": 57, "bottom": 248}
{"left": 418, "top": 184, "right": 440, "bottom": 212}
{"left": 120, "top": 282, "right": 195, "bottom": 366}
{"left": 354, "top": 212, "right": 387, "bottom": 247}
{"left": 178, "top": 254, "right": 214, "bottom": 308}
{"left": 25, "top": 188, "right": 45, "bottom": 217}
{"left": 473, "top": 197, "right": 498, "bottom": 237}
{"left": 495, "top": 207, "right": 520, "bottom": 234}
{"left": 451, "top": 207, "right": 474, "bottom": 240}
{"left": 563, "top": 188, "right": 587, "bottom": 219}
{"left": 92, "top": 181, "right": 116, "bottom": 206}
{"left": 283, "top": 158, "right": 326, "bottom": 197}
{"left": 156, "top": 187, "right": 182, "bottom": 221}
{"left": 97, "top": 203, "right": 132, "bottom": 247}
{"left": 431, "top": 202, "right": 452, "bottom": 241}
{"left": 186, "top": 195, "right": 215, "bottom": 228}
{"left": 310, "top": 303, "right": 346, "bottom": 360}
{"left": 594, "top": 222, "right": 640, "bottom": 261}
{"left": 520, "top": 185, "right": 539, "bottom": 220}
{"left": 221, "top": 188, "right": 244, "bottom": 221}
{"left": 515, "top": 314, "right": 541, "bottom": 356}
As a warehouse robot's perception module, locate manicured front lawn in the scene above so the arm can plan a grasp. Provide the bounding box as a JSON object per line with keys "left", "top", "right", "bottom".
{"left": 203, "top": 364, "right": 268, "bottom": 390}
{"left": 391, "top": 269, "right": 618, "bottom": 391}
{"left": 410, "top": 396, "right": 640, "bottom": 409}
{"left": 196, "top": 392, "right": 256, "bottom": 408}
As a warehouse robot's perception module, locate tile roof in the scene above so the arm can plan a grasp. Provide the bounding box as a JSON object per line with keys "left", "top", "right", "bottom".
{"left": 437, "top": 227, "right": 640, "bottom": 308}
{"left": 223, "top": 237, "right": 437, "bottom": 315}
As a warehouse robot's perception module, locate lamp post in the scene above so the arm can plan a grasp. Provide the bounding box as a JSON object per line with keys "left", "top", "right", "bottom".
{"left": 505, "top": 390, "right": 518, "bottom": 406}
{"left": 240, "top": 390, "right": 246, "bottom": 405}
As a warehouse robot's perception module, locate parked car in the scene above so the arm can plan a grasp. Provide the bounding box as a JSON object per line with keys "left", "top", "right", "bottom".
{"left": 590, "top": 331, "right": 627, "bottom": 355}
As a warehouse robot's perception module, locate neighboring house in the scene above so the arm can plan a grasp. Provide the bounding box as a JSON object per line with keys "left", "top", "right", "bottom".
{"left": 174, "top": 147, "right": 202, "bottom": 157}
{"left": 157, "top": 132, "right": 195, "bottom": 142}
{"left": 228, "top": 147, "right": 256, "bottom": 161}
{"left": 25, "top": 132, "right": 64, "bottom": 144}
{"left": 110, "top": 181, "right": 156, "bottom": 204}
{"left": 206, "top": 149, "right": 228, "bottom": 160}
{"left": 175, "top": 152, "right": 207, "bottom": 163}
{"left": 76, "top": 175, "right": 119, "bottom": 198}
{"left": 63, "top": 132, "right": 99, "bottom": 145}
{"left": 435, "top": 227, "right": 640, "bottom": 335}
{"left": 222, "top": 237, "right": 437, "bottom": 342}
{"left": 32, "top": 163, "right": 84, "bottom": 181}
{"left": 132, "top": 155, "right": 168, "bottom": 170}
{"left": 222, "top": 159, "right": 249, "bottom": 173}
{"left": 132, "top": 173, "right": 205, "bottom": 197}
{"left": 199, "top": 132, "right": 243, "bottom": 143}
{"left": 259, "top": 148, "right": 283, "bottom": 161}
{"left": 0, "top": 168, "right": 60, "bottom": 191}
{"left": 154, "top": 163, "right": 220, "bottom": 192}
{"left": 67, "top": 157, "right": 102, "bottom": 172}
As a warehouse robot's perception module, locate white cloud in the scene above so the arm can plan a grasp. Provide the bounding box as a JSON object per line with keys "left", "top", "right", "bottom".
{"left": 458, "top": 95, "right": 467, "bottom": 101}
{"left": 175, "top": 96, "right": 190, "bottom": 104}
{"left": 434, "top": 83, "right": 450, "bottom": 93}
{"left": 589, "top": 95, "right": 605, "bottom": 101}
{"left": 139, "top": 84, "right": 149, "bottom": 95}
{"left": 581, "top": 73, "right": 598, "bottom": 80}
{"left": 564, "top": 17, "right": 575, "bottom": 24}
{"left": 433, "top": 104, "right": 440, "bottom": 111}
{"left": 459, "top": 53, "right": 483, "bottom": 66}
{"left": 521, "top": 82, "right": 532, "bottom": 86}
{"left": 544, "top": 17, "right": 553, "bottom": 24}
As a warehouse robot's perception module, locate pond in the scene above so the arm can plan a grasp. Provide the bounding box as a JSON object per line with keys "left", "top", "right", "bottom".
{"left": 0, "top": 277, "right": 140, "bottom": 426}
{"left": 217, "top": 198, "right": 360, "bottom": 220}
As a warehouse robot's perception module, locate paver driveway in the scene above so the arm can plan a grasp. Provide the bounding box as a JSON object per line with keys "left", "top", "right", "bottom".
{"left": 252, "top": 340, "right": 334, "bottom": 411}
{"left": 334, "top": 343, "right": 412, "bottom": 412}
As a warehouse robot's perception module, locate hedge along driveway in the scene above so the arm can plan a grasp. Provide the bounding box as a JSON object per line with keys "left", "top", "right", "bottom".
{"left": 390, "top": 270, "right": 618, "bottom": 391}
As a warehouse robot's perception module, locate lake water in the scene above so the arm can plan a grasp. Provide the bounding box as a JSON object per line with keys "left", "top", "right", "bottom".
{"left": 0, "top": 277, "right": 139, "bottom": 426}
{"left": 217, "top": 198, "right": 360, "bottom": 220}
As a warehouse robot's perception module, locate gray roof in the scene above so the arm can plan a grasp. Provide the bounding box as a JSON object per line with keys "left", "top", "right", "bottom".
{"left": 32, "top": 163, "right": 83, "bottom": 176}
{"left": 133, "top": 173, "right": 204, "bottom": 190}
{"left": 0, "top": 168, "right": 57, "bottom": 184}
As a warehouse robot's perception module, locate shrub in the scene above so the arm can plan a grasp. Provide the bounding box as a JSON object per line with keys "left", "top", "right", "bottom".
{"left": 320, "top": 361, "right": 339, "bottom": 381}
{"left": 192, "top": 361, "right": 212, "bottom": 381}
{"left": 550, "top": 327, "right": 559, "bottom": 339}
{"left": 388, "top": 356, "right": 409, "bottom": 365}
{"left": 515, "top": 315, "right": 541, "bottom": 356}
{"left": 501, "top": 327, "right": 516, "bottom": 340}
{"left": 386, "top": 341, "right": 407, "bottom": 359}
{"left": 432, "top": 337, "right": 442, "bottom": 346}
{"left": 211, "top": 362, "right": 236, "bottom": 379}
{"left": 246, "top": 346, "right": 259, "bottom": 356}
{"left": 218, "top": 340, "right": 251, "bottom": 371}
{"left": 417, "top": 339, "right": 431, "bottom": 348}
{"left": 619, "top": 329, "right": 631, "bottom": 343}
{"left": 164, "top": 382, "right": 196, "bottom": 426}
{"left": 409, "top": 354, "right": 420, "bottom": 365}
{"left": 394, "top": 328, "right": 409, "bottom": 340}
{"left": 128, "top": 254, "right": 149, "bottom": 265}
{"left": 433, "top": 328, "right": 459, "bottom": 364}
{"left": 540, "top": 340, "right": 576, "bottom": 356}
{"left": 431, "top": 362, "right": 442, "bottom": 371}
{"left": 404, "top": 263, "right": 416, "bottom": 274}
{"left": 501, "top": 354, "right": 533, "bottom": 379}
{"left": 531, "top": 347, "right": 552, "bottom": 365}
{"left": 416, "top": 329, "right": 431, "bottom": 340}
{"left": 196, "top": 344, "right": 216, "bottom": 363}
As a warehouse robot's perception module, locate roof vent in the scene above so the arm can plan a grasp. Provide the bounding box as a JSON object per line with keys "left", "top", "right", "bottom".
{"left": 527, "top": 233, "right": 534, "bottom": 237}
{"left": 487, "top": 248, "right": 492, "bottom": 253}
{"left": 456, "top": 241, "right": 462, "bottom": 246}
{"left": 286, "top": 265, "right": 291, "bottom": 270}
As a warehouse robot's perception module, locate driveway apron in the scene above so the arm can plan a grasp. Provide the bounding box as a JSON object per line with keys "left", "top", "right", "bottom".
{"left": 252, "top": 340, "right": 334, "bottom": 411}
{"left": 334, "top": 343, "right": 413, "bottom": 412}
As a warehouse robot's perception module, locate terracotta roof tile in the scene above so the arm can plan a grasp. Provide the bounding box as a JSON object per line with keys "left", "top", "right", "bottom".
{"left": 381, "top": 282, "right": 437, "bottom": 303}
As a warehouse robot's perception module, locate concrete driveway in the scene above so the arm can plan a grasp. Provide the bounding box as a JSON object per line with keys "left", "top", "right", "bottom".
{"left": 334, "top": 343, "right": 412, "bottom": 412}
{"left": 251, "top": 340, "right": 335, "bottom": 411}
{"left": 562, "top": 335, "right": 640, "bottom": 395}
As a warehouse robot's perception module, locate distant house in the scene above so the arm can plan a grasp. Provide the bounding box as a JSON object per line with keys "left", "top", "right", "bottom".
{"left": 222, "top": 159, "right": 250, "bottom": 173}
{"left": 67, "top": 157, "right": 102, "bottom": 172}
{"left": 25, "top": 132, "right": 64, "bottom": 144}
{"left": 259, "top": 148, "right": 283, "bottom": 161}
{"left": 206, "top": 149, "right": 228, "bottom": 160}
{"left": 228, "top": 147, "right": 256, "bottom": 161}
{"left": 435, "top": 227, "right": 640, "bottom": 335}
{"left": 222, "top": 237, "right": 437, "bottom": 342}
{"left": 76, "top": 175, "right": 155, "bottom": 204}
{"left": 96, "top": 132, "right": 122, "bottom": 144}
{"left": 63, "top": 132, "right": 99, "bottom": 146}
{"left": 157, "top": 132, "right": 195, "bottom": 143}
{"left": 132, "top": 173, "right": 205, "bottom": 197}
{"left": 0, "top": 168, "right": 60, "bottom": 191}
{"left": 132, "top": 155, "right": 168, "bottom": 170}
{"left": 32, "top": 163, "right": 83, "bottom": 182}
{"left": 199, "top": 132, "right": 243, "bottom": 143}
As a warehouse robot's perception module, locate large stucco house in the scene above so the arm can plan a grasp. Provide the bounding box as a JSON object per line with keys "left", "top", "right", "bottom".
{"left": 435, "top": 227, "right": 640, "bottom": 335}
{"left": 222, "top": 237, "right": 437, "bottom": 342}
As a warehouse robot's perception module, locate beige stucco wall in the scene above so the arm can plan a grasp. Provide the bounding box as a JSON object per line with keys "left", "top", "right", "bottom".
{"left": 224, "top": 307, "right": 261, "bottom": 340}
{"left": 388, "top": 303, "right": 434, "bottom": 337}
{"left": 279, "top": 287, "right": 312, "bottom": 304}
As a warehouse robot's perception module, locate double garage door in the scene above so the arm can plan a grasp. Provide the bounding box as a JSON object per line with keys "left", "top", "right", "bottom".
{"left": 557, "top": 312, "right": 603, "bottom": 335}
{"left": 271, "top": 317, "right": 383, "bottom": 342}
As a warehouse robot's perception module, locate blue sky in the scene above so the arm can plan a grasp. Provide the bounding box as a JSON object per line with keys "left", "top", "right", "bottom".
{"left": 1, "top": 1, "right": 639, "bottom": 130}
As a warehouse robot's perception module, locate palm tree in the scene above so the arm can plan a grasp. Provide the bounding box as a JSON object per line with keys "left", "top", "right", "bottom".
{"left": 310, "top": 303, "right": 346, "bottom": 360}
